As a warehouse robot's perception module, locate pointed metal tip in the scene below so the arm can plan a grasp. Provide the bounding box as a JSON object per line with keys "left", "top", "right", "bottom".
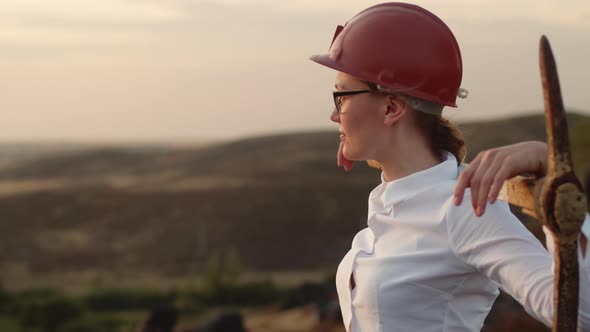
{"left": 540, "top": 35, "right": 550, "bottom": 48}
{"left": 540, "top": 35, "right": 553, "bottom": 58}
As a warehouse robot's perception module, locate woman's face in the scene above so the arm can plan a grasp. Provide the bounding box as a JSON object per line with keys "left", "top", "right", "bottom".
{"left": 331, "top": 72, "right": 387, "bottom": 161}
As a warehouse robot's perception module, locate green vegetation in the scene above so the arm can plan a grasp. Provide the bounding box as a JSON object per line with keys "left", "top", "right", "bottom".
{"left": 225, "top": 248, "right": 242, "bottom": 286}
{"left": 204, "top": 249, "right": 243, "bottom": 296}
{"left": 0, "top": 316, "right": 19, "bottom": 332}
{"left": 204, "top": 253, "right": 223, "bottom": 296}
{"left": 0, "top": 278, "right": 8, "bottom": 313}
{"left": 82, "top": 288, "right": 173, "bottom": 312}
{"left": 571, "top": 116, "right": 590, "bottom": 177}
{"left": 0, "top": 279, "right": 286, "bottom": 332}
{"left": 59, "top": 314, "right": 132, "bottom": 332}
{"left": 0, "top": 113, "right": 587, "bottom": 331}
{"left": 19, "top": 295, "right": 84, "bottom": 332}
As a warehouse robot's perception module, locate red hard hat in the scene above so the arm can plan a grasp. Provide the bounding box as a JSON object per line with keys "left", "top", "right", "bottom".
{"left": 310, "top": 2, "right": 463, "bottom": 107}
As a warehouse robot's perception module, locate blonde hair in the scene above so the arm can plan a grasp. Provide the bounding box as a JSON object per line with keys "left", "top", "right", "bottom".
{"left": 414, "top": 111, "right": 466, "bottom": 164}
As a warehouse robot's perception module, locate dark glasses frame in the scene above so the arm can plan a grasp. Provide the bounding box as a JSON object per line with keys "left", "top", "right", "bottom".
{"left": 332, "top": 89, "right": 371, "bottom": 114}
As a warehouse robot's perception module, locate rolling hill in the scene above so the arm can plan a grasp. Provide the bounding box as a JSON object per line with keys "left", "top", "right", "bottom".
{"left": 0, "top": 112, "right": 588, "bottom": 290}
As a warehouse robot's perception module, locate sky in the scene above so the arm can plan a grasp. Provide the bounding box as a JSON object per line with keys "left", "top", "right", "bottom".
{"left": 1, "top": 0, "right": 589, "bottom": 143}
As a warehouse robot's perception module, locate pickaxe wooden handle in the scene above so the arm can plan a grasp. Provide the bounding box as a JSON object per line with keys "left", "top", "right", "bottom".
{"left": 501, "top": 36, "right": 587, "bottom": 331}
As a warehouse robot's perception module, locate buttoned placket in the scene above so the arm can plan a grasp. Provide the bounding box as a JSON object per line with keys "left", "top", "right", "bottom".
{"left": 345, "top": 181, "right": 394, "bottom": 332}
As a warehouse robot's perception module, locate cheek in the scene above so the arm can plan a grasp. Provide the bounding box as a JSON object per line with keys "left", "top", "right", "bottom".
{"left": 346, "top": 111, "right": 381, "bottom": 138}
{"left": 342, "top": 98, "right": 384, "bottom": 141}
{"left": 343, "top": 114, "right": 380, "bottom": 153}
{"left": 341, "top": 114, "right": 360, "bottom": 133}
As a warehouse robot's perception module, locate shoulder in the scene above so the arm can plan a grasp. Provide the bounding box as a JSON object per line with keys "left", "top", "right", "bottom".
{"left": 445, "top": 189, "right": 514, "bottom": 232}
{"left": 446, "top": 189, "right": 512, "bottom": 222}
{"left": 444, "top": 190, "right": 536, "bottom": 250}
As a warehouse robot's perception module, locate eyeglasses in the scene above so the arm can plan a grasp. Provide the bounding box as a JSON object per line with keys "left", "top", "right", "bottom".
{"left": 332, "top": 90, "right": 371, "bottom": 114}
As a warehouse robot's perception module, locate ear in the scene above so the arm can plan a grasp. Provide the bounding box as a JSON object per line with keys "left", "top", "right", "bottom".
{"left": 383, "top": 95, "right": 408, "bottom": 126}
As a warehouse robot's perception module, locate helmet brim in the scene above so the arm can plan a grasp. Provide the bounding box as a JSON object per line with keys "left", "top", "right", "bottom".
{"left": 309, "top": 53, "right": 458, "bottom": 108}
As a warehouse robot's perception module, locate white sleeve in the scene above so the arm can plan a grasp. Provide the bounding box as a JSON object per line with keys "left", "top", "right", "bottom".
{"left": 446, "top": 191, "right": 590, "bottom": 329}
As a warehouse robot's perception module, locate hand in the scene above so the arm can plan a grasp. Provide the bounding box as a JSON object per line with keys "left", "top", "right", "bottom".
{"left": 337, "top": 142, "right": 354, "bottom": 171}
{"left": 454, "top": 141, "right": 547, "bottom": 216}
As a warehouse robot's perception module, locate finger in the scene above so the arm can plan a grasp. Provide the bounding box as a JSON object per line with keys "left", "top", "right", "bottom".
{"left": 476, "top": 158, "right": 503, "bottom": 216}
{"left": 488, "top": 163, "right": 513, "bottom": 204}
{"left": 454, "top": 156, "right": 481, "bottom": 205}
{"left": 469, "top": 153, "right": 494, "bottom": 214}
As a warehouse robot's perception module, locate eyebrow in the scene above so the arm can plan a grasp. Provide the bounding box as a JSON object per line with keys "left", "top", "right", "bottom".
{"left": 335, "top": 83, "right": 344, "bottom": 90}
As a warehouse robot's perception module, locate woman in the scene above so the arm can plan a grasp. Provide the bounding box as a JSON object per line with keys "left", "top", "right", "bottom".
{"left": 309, "top": 3, "right": 590, "bottom": 331}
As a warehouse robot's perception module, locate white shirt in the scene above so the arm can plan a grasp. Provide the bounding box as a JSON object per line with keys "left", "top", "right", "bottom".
{"left": 336, "top": 152, "right": 590, "bottom": 332}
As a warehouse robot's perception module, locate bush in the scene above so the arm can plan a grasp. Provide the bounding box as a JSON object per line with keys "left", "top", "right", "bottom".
{"left": 173, "top": 289, "right": 206, "bottom": 314}
{"left": 19, "top": 294, "right": 85, "bottom": 332}
{"left": 204, "top": 281, "right": 284, "bottom": 307}
{"left": 7, "top": 288, "right": 63, "bottom": 316}
{"left": 82, "top": 288, "right": 174, "bottom": 312}
{"left": 225, "top": 248, "right": 241, "bottom": 286}
{"left": 58, "top": 314, "right": 127, "bottom": 332}
{"left": 13, "top": 288, "right": 62, "bottom": 302}
{"left": 203, "top": 250, "right": 243, "bottom": 296}
{"left": 0, "top": 281, "right": 9, "bottom": 313}
{"left": 204, "top": 253, "right": 223, "bottom": 295}
{"left": 0, "top": 316, "right": 20, "bottom": 332}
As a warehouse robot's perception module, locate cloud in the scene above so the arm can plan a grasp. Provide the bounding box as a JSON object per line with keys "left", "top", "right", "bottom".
{"left": 0, "top": 0, "right": 187, "bottom": 48}
{"left": 0, "top": 0, "right": 589, "bottom": 142}
{"left": 0, "top": 0, "right": 184, "bottom": 21}
{"left": 195, "top": 0, "right": 590, "bottom": 28}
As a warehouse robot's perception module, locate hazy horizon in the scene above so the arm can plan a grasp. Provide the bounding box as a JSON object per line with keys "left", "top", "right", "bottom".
{"left": 2, "top": 0, "right": 590, "bottom": 143}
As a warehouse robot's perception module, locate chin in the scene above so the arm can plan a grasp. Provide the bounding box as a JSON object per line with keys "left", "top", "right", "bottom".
{"left": 343, "top": 146, "right": 361, "bottom": 161}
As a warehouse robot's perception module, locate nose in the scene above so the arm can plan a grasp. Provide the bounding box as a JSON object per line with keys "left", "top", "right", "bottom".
{"left": 330, "top": 108, "right": 340, "bottom": 123}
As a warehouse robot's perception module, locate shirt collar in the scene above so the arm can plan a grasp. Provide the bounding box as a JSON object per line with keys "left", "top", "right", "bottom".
{"left": 373, "top": 151, "right": 459, "bottom": 208}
